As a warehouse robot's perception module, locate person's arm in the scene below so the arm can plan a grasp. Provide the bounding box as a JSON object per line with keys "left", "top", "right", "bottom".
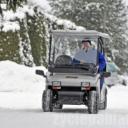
{"left": 72, "top": 58, "right": 80, "bottom": 64}
{"left": 98, "top": 52, "right": 106, "bottom": 72}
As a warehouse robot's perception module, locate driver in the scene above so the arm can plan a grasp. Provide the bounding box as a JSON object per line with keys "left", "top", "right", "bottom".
{"left": 73, "top": 39, "right": 96, "bottom": 64}
{"left": 72, "top": 39, "right": 106, "bottom": 90}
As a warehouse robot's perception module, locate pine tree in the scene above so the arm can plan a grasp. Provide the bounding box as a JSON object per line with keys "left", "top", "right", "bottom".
{"left": 103, "top": 0, "right": 128, "bottom": 72}
{"left": 48, "top": 0, "right": 104, "bottom": 30}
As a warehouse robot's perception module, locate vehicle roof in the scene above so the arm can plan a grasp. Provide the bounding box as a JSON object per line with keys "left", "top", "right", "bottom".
{"left": 51, "top": 30, "right": 110, "bottom": 39}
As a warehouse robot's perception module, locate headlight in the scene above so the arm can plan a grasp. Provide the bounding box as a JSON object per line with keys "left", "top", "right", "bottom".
{"left": 81, "top": 82, "right": 90, "bottom": 90}
{"left": 52, "top": 81, "right": 61, "bottom": 90}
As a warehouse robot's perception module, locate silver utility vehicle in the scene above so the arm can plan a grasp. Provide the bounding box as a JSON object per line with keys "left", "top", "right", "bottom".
{"left": 36, "top": 30, "right": 111, "bottom": 114}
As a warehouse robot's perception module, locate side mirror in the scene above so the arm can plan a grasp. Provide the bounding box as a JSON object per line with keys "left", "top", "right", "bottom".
{"left": 102, "top": 72, "right": 111, "bottom": 78}
{"left": 35, "top": 70, "right": 46, "bottom": 78}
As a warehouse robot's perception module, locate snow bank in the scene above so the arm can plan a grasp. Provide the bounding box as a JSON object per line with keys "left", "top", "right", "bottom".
{"left": 0, "top": 92, "right": 42, "bottom": 109}
{"left": 0, "top": 60, "right": 47, "bottom": 109}
{"left": 0, "top": 60, "right": 46, "bottom": 93}
{"left": 108, "top": 85, "right": 128, "bottom": 109}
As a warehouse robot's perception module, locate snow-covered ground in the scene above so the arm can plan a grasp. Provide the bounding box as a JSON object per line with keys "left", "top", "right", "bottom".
{"left": 0, "top": 60, "right": 47, "bottom": 93}
{"left": 0, "top": 61, "right": 128, "bottom": 128}
{"left": 0, "top": 60, "right": 45, "bottom": 110}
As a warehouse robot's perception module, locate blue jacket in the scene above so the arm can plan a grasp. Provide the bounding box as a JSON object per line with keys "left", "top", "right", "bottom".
{"left": 98, "top": 52, "right": 106, "bottom": 72}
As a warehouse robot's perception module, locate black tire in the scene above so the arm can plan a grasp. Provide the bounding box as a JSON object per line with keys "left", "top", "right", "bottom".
{"left": 42, "top": 89, "right": 53, "bottom": 112}
{"left": 104, "top": 93, "right": 107, "bottom": 109}
{"left": 100, "top": 91, "right": 107, "bottom": 110}
{"left": 88, "top": 91, "right": 98, "bottom": 114}
{"left": 54, "top": 104, "right": 63, "bottom": 109}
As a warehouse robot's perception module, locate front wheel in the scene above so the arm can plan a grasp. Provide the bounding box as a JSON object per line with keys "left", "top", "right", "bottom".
{"left": 88, "top": 91, "right": 98, "bottom": 114}
{"left": 42, "top": 89, "right": 53, "bottom": 112}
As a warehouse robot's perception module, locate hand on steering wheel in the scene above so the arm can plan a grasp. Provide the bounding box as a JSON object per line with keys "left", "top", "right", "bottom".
{"left": 80, "top": 60, "right": 85, "bottom": 64}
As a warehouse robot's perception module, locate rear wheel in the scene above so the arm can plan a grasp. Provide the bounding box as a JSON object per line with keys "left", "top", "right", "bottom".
{"left": 42, "top": 89, "right": 53, "bottom": 112}
{"left": 88, "top": 91, "right": 98, "bottom": 114}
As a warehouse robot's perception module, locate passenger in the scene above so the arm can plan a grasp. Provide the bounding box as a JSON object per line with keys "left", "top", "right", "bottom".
{"left": 73, "top": 39, "right": 106, "bottom": 90}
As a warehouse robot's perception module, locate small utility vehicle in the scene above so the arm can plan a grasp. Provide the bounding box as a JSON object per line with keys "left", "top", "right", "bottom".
{"left": 36, "top": 30, "right": 111, "bottom": 114}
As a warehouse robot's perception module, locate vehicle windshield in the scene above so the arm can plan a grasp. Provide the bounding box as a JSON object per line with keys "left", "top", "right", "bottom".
{"left": 49, "top": 33, "right": 98, "bottom": 66}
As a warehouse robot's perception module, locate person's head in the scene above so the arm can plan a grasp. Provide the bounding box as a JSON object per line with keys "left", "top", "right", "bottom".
{"left": 81, "top": 39, "right": 91, "bottom": 50}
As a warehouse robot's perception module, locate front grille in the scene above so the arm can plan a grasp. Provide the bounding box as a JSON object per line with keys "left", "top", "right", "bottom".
{"left": 48, "top": 86, "right": 82, "bottom": 91}
{"left": 60, "top": 86, "right": 81, "bottom": 91}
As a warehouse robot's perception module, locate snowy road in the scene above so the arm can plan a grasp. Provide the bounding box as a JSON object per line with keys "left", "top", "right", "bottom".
{"left": 1, "top": 86, "right": 128, "bottom": 128}
{"left": 0, "top": 108, "right": 128, "bottom": 128}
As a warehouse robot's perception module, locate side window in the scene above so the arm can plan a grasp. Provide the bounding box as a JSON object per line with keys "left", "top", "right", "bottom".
{"left": 98, "top": 37, "right": 104, "bottom": 54}
{"left": 98, "top": 38, "right": 103, "bottom": 53}
{"left": 98, "top": 37, "right": 106, "bottom": 71}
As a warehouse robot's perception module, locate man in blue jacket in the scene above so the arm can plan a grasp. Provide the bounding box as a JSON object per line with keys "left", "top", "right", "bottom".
{"left": 73, "top": 39, "right": 106, "bottom": 90}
